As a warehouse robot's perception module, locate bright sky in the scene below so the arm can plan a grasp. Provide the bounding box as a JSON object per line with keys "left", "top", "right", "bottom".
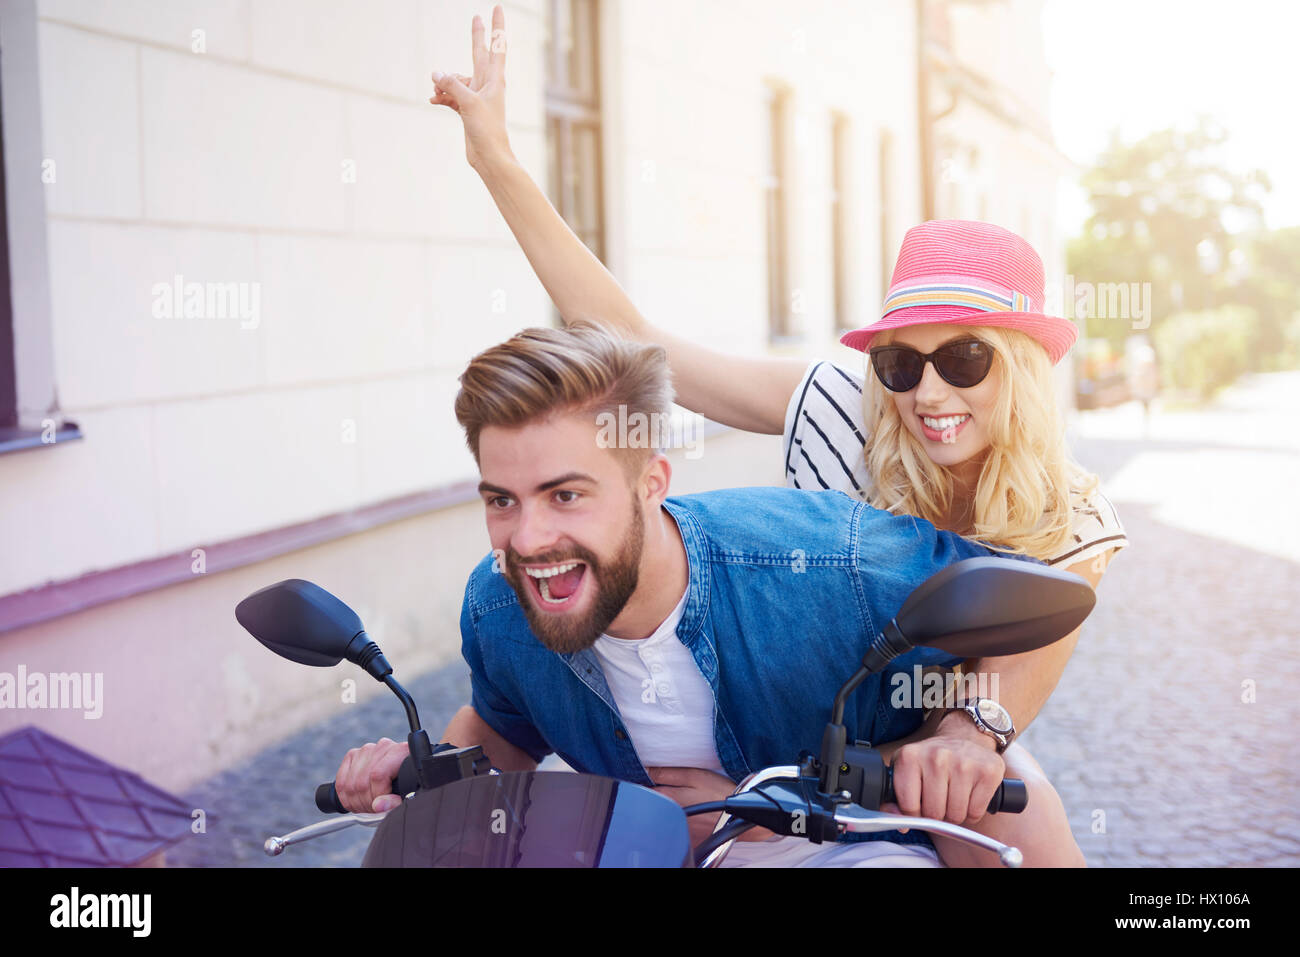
{"left": 1043, "top": 0, "right": 1300, "bottom": 235}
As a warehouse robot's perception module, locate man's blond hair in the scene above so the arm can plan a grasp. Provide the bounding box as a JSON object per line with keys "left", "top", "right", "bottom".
{"left": 454, "top": 321, "right": 674, "bottom": 475}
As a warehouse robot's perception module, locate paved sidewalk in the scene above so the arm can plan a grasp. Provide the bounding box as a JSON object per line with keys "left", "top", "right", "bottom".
{"left": 1029, "top": 375, "right": 1300, "bottom": 866}
{"left": 1020, "top": 498, "right": 1300, "bottom": 866}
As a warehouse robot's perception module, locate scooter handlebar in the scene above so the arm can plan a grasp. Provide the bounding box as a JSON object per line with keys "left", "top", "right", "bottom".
{"left": 883, "top": 766, "right": 1028, "bottom": 814}
{"left": 314, "top": 755, "right": 420, "bottom": 814}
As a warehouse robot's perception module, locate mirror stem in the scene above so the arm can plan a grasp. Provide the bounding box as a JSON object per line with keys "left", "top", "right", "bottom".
{"left": 407, "top": 729, "right": 437, "bottom": 792}
{"left": 380, "top": 675, "right": 440, "bottom": 793}
{"left": 384, "top": 675, "right": 422, "bottom": 733}
{"left": 858, "top": 618, "right": 914, "bottom": 681}
{"left": 343, "top": 629, "right": 394, "bottom": 681}
{"left": 820, "top": 619, "right": 915, "bottom": 793}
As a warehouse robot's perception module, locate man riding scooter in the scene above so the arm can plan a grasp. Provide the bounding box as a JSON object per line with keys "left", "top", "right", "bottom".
{"left": 331, "top": 323, "right": 1083, "bottom": 866}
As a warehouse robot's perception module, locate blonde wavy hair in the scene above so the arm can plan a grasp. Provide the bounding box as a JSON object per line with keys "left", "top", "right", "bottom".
{"left": 863, "top": 325, "right": 1099, "bottom": 560}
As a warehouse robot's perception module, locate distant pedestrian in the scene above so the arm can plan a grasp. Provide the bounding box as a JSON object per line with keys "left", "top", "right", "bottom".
{"left": 1126, "top": 335, "right": 1159, "bottom": 433}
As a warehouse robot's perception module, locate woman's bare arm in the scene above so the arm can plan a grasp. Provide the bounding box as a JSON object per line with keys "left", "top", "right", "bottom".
{"left": 951, "top": 548, "right": 1114, "bottom": 736}
{"left": 431, "top": 6, "right": 806, "bottom": 434}
{"left": 868, "top": 549, "right": 1113, "bottom": 849}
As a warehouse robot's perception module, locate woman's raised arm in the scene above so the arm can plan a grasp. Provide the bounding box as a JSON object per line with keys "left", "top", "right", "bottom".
{"left": 430, "top": 5, "right": 806, "bottom": 435}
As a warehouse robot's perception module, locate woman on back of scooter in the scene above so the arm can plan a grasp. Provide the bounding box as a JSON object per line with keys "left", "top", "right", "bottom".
{"left": 429, "top": 5, "right": 1128, "bottom": 867}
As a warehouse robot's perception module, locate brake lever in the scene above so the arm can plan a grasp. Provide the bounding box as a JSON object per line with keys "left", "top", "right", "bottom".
{"left": 264, "top": 810, "right": 390, "bottom": 857}
{"left": 700, "top": 767, "right": 1024, "bottom": 868}
{"left": 832, "top": 805, "right": 1023, "bottom": 867}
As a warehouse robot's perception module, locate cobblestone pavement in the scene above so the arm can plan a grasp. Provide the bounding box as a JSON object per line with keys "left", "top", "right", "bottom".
{"left": 168, "top": 373, "right": 1300, "bottom": 868}
{"left": 167, "top": 664, "right": 476, "bottom": 867}
{"left": 1027, "top": 372, "right": 1300, "bottom": 867}
{"left": 1022, "top": 497, "right": 1300, "bottom": 866}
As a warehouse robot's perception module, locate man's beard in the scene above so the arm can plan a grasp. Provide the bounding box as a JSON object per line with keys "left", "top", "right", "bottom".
{"left": 504, "top": 499, "right": 645, "bottom": 655}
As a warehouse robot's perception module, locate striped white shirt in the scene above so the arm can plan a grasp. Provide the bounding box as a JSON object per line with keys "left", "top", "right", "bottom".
{"left": 782, "top": 360, "right": 1129, "bottom": 569}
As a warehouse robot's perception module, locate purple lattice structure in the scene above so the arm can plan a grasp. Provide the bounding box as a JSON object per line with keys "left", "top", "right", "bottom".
{"left": 0, "top": 726, "right": 196, "bottom": 867}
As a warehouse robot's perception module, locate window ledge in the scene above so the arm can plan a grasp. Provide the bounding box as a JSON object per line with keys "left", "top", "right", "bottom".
{"left": 0, "top": 421, "right": 83, "bottom": 456}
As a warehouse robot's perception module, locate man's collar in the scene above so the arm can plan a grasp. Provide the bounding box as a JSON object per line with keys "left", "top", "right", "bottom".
{"left": 662, "top": 498, "right": 709, "bottom": 647}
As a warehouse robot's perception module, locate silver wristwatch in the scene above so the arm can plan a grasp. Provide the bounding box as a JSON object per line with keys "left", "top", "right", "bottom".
{"left": 943, "top": 697, "right": 1015, "bottom": 753}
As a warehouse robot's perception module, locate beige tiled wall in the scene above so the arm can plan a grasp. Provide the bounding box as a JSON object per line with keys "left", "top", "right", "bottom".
{"left": 6, "top": 1, "right": 553, "bottom": 596}
{"left": 2, "top": 1, "right": 1063, "bottom": 786}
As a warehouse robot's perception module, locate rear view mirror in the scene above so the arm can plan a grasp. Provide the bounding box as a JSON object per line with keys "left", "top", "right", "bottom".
{"left": 235, "top": 578, "right": 369, "bottom": 668}
{"left": 894, "top": 557, "right": 1096, "bottom": 657}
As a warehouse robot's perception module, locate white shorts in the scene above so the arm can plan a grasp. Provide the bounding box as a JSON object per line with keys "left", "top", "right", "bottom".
{"left": 717, "top": 834, "right": 942, "bottom": 868}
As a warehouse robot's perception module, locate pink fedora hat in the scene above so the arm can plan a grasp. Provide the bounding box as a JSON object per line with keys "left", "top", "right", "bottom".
{"left": 840, "top": 219, "right": 1079, "bottom": 364}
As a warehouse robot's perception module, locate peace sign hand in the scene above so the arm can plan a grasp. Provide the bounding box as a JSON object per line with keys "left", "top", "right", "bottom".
{"left": 430, "top": 4, "right": 512, "bottom": 171}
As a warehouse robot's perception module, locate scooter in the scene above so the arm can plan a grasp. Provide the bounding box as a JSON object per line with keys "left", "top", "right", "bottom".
{"left": 235, "top": 556, "right": 1094, "bottom": 867}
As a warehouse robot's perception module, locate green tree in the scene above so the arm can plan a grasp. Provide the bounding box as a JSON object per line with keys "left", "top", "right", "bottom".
{"left": 1067, "top": 116, "right": 1270, "bottom": 350}
{"left": 1234, "top": 226, "right": 1300, "bottom": 369}
{"left": 1154, "top": 305, "right": 1259, "bottom": 399}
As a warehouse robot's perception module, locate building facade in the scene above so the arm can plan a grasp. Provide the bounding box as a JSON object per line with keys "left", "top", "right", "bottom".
{"left": 0, "top": 0, "right": 1061, "bottom": 791}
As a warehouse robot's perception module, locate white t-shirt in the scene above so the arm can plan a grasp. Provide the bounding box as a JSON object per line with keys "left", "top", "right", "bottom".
{"left": 591, "top": 587, "right": 724, "bottom": 775}
{"left": 591, "top": 588, "right": 942, "bottom": 868}
{"left": 782, "top": 359, "right": 1130, "bottom": 568}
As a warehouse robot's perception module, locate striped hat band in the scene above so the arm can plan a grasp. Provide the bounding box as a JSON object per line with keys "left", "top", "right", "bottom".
{"left": 882, "top": 283, "right": 1034, "bottom": 317}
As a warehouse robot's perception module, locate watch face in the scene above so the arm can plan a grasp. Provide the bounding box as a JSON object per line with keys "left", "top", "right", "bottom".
{"left": 975, "top": 698, "right": 1012, "bottom": 734}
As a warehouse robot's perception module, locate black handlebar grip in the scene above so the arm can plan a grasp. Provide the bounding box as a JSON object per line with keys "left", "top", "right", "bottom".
{"left": 314, "top": 755, "right": 419, "bottom": 814}
{"left": 987, "top": 778, "right": 1028, "bottom": 814}
{"left": 882, "top": 767, "right": 1028, "bottom": 815}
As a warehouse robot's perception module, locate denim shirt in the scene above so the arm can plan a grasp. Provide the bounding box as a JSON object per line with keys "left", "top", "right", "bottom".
{"left": 460, "top": 487, "right": 1037, "bottom": 845}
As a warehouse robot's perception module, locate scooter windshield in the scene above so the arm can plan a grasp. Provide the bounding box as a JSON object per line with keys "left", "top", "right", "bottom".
{"left": 361, "top": 770, "right": 692, "bottom": 867}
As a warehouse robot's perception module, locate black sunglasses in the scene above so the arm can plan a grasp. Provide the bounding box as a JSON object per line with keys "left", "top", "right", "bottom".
{"left": 870, "top": 337, "right": 995, "bottom": 392}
